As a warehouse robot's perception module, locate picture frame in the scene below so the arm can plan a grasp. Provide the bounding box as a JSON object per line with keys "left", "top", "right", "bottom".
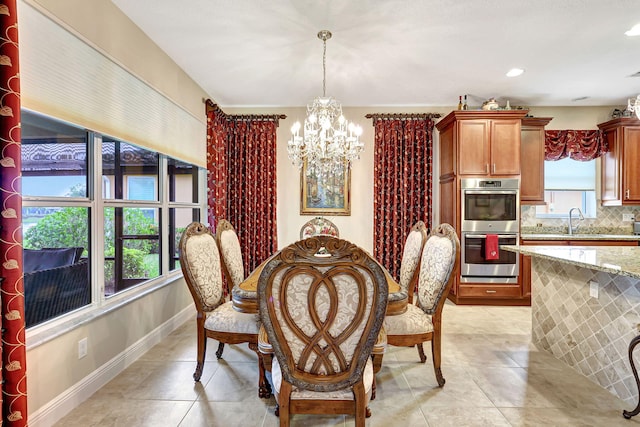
{"left": 300, "top": 161, "right": 351, "bottom": 216}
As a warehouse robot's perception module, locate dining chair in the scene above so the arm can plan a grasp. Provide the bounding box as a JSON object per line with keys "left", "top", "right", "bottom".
{"left": 299, "top": 216, "right": 340, "bottom": 239}
{"left": 215, "top": 219, "right": 246, "bottom": 292}
{"left": 258, "top": 236, "right": 388, "bottom": 426}
{"left": 179, "top": 222, "right": 270, "bottom": 398}
{"left": 388, "top": 220, "right": 428, "bottom": 305}
{"left": 374, "top": 223, "right": 459, "bottom": 387}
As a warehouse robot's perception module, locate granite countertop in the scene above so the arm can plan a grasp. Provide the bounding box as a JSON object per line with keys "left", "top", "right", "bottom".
{"left": 521, "top": 233, "right": 640, "bottom": 241}
{"left": 503, "top": 245, "right": 640, "bottom": 279}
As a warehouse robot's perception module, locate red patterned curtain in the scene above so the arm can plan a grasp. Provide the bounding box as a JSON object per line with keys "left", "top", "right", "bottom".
{"left": 544, "top": 130, "right": 607, "bottom": 161}
{"left": 205, "top": 100, "right": 279, "bottom": 276}
{"left": 206, "top": 101, "right": 228, "bottom": 228}
{"left": 0, "top": 0, "right": 28, "bottom": 424}
{"left": 226, "top": 119, "right": 278, "bottom": 275}
{"left": 373, "top": 117, "right": 434, "bottom": 279}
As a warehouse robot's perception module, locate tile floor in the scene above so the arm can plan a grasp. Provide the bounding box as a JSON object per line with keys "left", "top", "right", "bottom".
{"left": 54, "top": 302, "right": 640, "bottom": 426}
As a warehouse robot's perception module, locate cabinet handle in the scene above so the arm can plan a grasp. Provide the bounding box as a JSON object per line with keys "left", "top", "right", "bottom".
{"left": 626, "top": 189, "right": 630, "bottom": 199}
{"left": 492, "top": 163, "right": 496, "bottom": 173}
{"left": 485, "top": 164, "right": 489, "bottom": 174}
{"left": 485, "top": 290, "right": 497, "bottom": 294}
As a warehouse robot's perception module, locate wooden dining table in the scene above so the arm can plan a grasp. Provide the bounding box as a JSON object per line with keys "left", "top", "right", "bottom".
{"left": 231, "top": 257, "right": 408, "bottom": 316}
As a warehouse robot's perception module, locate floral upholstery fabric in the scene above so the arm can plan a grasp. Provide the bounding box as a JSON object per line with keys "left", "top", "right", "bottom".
{"left": 270, "top": 267, "right": 374, "bottom": 373}
{"left": 205, "top": 301, "right": 260, "bottom": 334}
{"left": 300, "top": 217, "right": 340, "bottom": 239}
{"left": 185, "top": 233, "right": 224, "bottom": 311}
{"left": 271, "top": 357, "right": 374, "bottom": 400}
{"left": 383, "top": 304, "right": 433, "bottom": 335}
{"left": 398, "top": 230, "right": 424, "bottom": 293}
{"left": 417, "top": 235, "right": 454, "bottom": 314}
{"left": 219, "top": 230, "right": 245, "bottom": 287}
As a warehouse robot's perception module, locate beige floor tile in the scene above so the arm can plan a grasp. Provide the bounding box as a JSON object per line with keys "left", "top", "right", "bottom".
{"left": 53, "top": 398, "right": 194, "bottom": 427}
{"left": 52, "top": 303, "right": 640, "bottom": 427}
{"left": 421, "top": 406, "right": 512, "bottom": 427}
{"left": 499, "top": 407, "right": 640, "bottom": 427}
{"left": 179, "top": 401, "right": 270, "bottom": 427}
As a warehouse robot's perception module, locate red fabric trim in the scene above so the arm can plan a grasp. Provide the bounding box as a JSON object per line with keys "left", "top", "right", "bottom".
{"left": 544, "top": 130, "right": 607, "bottom": 161}
{"left": 373, "top": 118, "right": 434, "bottom": 279}
{"left": 0, "top": 1, "right": 28, "bottom": 424}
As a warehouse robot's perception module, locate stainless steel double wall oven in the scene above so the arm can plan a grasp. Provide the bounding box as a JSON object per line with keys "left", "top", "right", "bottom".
{"left": 460, "top": 178, "right": 519, "bottom": 284}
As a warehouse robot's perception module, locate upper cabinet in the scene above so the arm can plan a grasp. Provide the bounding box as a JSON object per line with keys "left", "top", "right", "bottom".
{"left": 437, "top": 110, "right": 529, "bottom": 178}
{"left": 520, "top": 117, "right": 553, "bottom": 204}
{"left": 598, "top": 117, "right": 640, "bottom": 206}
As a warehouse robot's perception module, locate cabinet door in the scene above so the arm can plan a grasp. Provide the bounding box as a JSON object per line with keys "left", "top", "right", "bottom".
{"left": 490, "top": 120, "right": 521, "bottom": 175}
{"left": 623, "top": 128, "right": 640, "bottom": 203}
{"left": 601, "top": 129, "right": 621, "bottom": 205}
{"left": 520, "top": 126, "right": 545, "bottom": 203}
{"left": 458, "top": 120, "right": 489, "bottom": 175}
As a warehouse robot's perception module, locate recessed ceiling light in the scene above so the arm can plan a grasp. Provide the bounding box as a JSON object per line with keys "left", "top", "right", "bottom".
{"left": 506, "top": 68, "right": 524, "bottom": 77}
{"left": 625, "top": 23, "right": 640, "bottom": 36}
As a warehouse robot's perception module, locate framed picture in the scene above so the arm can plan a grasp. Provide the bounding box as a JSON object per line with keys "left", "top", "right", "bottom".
{"left": 300, "top": 161, "right": 351, "bottom": 216}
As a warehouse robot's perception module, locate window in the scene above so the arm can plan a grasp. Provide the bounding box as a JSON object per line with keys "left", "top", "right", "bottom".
{"left": 21, "top": 109, "right": 205, "bottom": 327}
{"left": 536, "top": 158, "right": 597, "bottom": 218}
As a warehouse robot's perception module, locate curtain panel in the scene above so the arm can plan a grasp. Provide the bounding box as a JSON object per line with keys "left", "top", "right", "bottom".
{"left": 206, "top": 102, "right": 229, "bottom": 228}
{"left": 373, "top": 118, "right": 434, "bottom": 280}
{"left": 0, "top": 0, "right": 28, "bottom": 424}
{"left": 205, "top": 101, "right": 279, "bottom": 277}
{"left": 226, "top": 120, "right": 278, "bottom": 275}
{"left": 544, "top": 129, "right": 607, "bottom": 161}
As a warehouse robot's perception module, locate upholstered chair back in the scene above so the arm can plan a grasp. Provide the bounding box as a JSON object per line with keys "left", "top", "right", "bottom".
{"left": 258, "top": 236, "right": 388, "bottom": 393}
{"left": 179, "top": 222, "right": 224, "bottom": 312}
{"left": 300, "top": 217, "right": 340, "bottom": 240}
{"left": 416, "top": 223, "right": 459, "bottom": 315}
{"left": 398, "top": 221, "right": 428, "bottom": 294}
{"left": 216, "top": 219, "right": 246, "bottom": 288}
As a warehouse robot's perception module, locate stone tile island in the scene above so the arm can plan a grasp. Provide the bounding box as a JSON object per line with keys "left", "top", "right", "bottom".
{"left": 503, "top": 245, "right": 640, "bottom": 406}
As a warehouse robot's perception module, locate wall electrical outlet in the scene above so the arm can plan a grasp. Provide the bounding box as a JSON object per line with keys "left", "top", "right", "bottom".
{"left": 589, "top": 281, "right": 599, "bottom": 299}
{"left": 78, "top": 337, "right": 88, "bottom": 359}
{"left": 623, "top": 213, "right": 635, "bottom": 222}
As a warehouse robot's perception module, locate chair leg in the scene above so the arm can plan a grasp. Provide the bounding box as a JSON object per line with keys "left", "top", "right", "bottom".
{"left": 279, "top": 382, "right": 292, "bottom": 427}
{"left": 431, "top": 334, "right": 445, "bottom": 387}
{"left": 215, "top": 342, "right": 225, "bottom": 359}
{"left": 416, "top": 343, "right": 427, "bottom": 363}
{"left": 194, "top": 324, "right": 207, "bottom": 382}
{"left": 371, "top": 353, "right": 384, "bottom": 374}
{"left": 250, "top": 343, "right": 272, "bottom": 398}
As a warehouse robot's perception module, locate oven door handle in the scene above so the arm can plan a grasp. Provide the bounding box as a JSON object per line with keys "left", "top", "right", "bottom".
{"left": 465, "top": 234, "right": 517, "bottom": 239}
{"left": 463, "top": 190, "right": 518, "bottom": 195}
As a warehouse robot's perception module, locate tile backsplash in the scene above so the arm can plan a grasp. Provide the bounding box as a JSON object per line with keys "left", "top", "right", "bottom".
{"left": 521, "top": 205, "right": 640, "bottom": 235}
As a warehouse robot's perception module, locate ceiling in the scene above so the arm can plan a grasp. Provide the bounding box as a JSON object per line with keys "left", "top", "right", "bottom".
{"left": 111, "top": 0, "right": 640, "bottom": 109}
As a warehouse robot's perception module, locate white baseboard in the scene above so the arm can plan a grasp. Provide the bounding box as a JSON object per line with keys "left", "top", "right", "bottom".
{"left": 28, "top": 306, "right": 194, "bottom": 427}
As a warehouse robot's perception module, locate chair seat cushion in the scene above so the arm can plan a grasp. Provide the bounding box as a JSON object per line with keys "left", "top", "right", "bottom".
{"left": 383, "top": 304, "right": 433, "bottom": 335}
{"left": 204, "top": 301, "right": 260, "bottom": 334}
{"left": 271, "top": 357, "right": 374, "bottom": 400}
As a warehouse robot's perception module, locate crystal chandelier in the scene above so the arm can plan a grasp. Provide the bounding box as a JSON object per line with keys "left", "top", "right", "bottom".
{"left": 288, "top": 30, "right": 363, "bottom": 178}
{"left": 627, "top": 95, "right": 640, "bottom": 120}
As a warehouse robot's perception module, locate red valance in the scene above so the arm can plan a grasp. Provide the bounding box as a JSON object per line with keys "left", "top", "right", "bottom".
{"left": 544, "top": 130, "right": 607, "bottom": 161}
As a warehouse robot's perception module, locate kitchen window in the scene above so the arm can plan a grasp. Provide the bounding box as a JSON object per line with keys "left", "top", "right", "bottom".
{"left": 536, "top": 157, "right": 597, "bottom": 218}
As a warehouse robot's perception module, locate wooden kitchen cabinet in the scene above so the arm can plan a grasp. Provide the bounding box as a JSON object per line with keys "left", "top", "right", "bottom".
{"left": 436, "top": 110, "right": 530, "bottom": 306}
{"left": 437, "top": 110, "right": 529, "bottom": 178}
{"left": 598, "top": 117, "right": 640, "bottom": 206}
{"left": 520, "top": 117, "right": 553, "bottom": 204}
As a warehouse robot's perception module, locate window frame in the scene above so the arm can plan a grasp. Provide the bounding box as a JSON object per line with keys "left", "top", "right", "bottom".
{"left": 21, "top": 110, "right": 206, "bottom": 331}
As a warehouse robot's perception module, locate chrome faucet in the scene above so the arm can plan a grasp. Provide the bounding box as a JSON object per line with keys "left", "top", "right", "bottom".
{"left": 568, "top": 207, "right": 584, "bottom": 235}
